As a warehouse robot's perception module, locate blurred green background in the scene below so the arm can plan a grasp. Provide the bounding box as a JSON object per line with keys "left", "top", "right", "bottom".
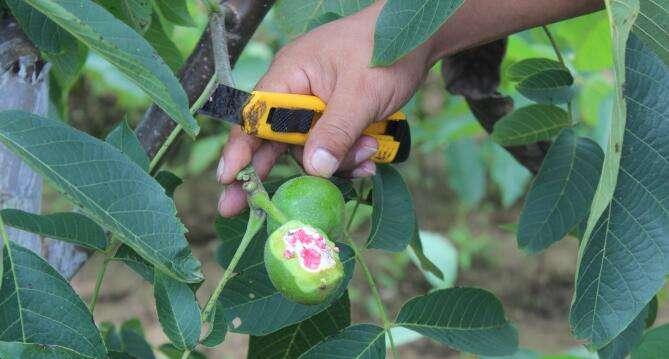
{"left": 39, "top": 2, "right": 666, "bottom": 358}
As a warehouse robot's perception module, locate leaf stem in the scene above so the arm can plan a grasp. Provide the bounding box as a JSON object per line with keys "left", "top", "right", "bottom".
{"left": 542, "top": 25, "right": 574, "bottom": 122}
{"left": 149, "top": 73, "right": 220, "bottom": 173}
{"left": 180, "top": 349, "right": 192, "bottom": 359}
{"left": 201, "top": 166, "right": 274, "bottom": 323}
{"left": 345, "top": 179, "right": 399, "bottom": 359}
{"left": 89, "top": 240, "right": 121, "bottom": 311}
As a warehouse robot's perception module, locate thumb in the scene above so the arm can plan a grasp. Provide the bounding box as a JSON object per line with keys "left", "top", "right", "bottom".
{"left": 303, "top": 86, "right": 378, "bottom": 177}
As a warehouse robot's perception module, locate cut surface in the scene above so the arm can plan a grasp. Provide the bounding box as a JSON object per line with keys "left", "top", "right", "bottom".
{"left": 283, "top": 226, "right": 337, "bottom": 272}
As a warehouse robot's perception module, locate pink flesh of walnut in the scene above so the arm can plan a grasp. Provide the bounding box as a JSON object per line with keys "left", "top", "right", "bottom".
{"left": 283, "top": 228, "right": 331, "bottom": 271}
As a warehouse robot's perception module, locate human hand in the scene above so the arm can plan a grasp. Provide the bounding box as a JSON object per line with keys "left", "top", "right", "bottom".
{"left": 216, "top": 2, "right": 436, "bottom": 217}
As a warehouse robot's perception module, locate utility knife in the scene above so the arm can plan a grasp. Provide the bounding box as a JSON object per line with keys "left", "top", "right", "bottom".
{"left": 198, "top": 84, "right": 411, "bottom": 163}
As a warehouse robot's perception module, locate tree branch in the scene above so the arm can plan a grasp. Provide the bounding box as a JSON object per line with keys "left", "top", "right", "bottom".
{"left": 136, "top": 0, "right": 275, "bottom": 159}
{"left": 441, "top": 39, "right": 549, "bottom": 174}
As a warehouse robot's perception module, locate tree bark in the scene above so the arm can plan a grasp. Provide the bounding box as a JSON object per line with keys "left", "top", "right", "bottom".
{"left": 0, "top": 17, "right": 88, "bottom": 279}
{"left": 136, "top": 0, "right": 276, "bottom": 159}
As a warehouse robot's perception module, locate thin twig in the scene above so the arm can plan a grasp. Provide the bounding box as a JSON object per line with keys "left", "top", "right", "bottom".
{"left": 345, "top": 179, "right": 399, "bottom": 359}
{"left": 88, "top": 240, "right": 121, "bottom": 311}
{"left": 542, "top": 25, "right": 574, "bottom": 122}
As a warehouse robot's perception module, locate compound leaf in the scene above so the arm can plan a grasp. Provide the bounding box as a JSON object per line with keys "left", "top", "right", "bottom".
{"left": 517, "top": 129, "right": 604, "bottom": 253}
{"left": 18, "top": 0, "right": 199, "bottom": 136}
{"left": 153, "top": 0, "right": 194, "bottom": 27}
{"left": 0, "top": 209, "right": 107, "bottom": 251}
{"left": 97, "top": 0, "right": 152, "bottom": 33}
{"left": 0, "top": 342, "right": 90, "bottom": 359}
{"left": 248, "top": 293, "right": 351, "bottom": 359}
{"left": 632, "top": 0, "right": 668, "bottom": 66}
{"left": 0, "top": 111, "right": 202, "bottom": 283}
{"left": 507, "top": 58, "right": 566, "bottom": 82}
{"left": 154, "top": 271, "right": 201, "bottom": 350}
{"left": 491, "top": 105, "right": 570, "bottom": 146}
{"left": 144, "top": 12, "right": 183, "bottom": 71}
{"left": 598, "top": 305, "right": 649, "bottom": 359}
{"left": 106, "top": 119, "right": 150, "bottom": 172}
{"left": 0, "top": 241, "right": 107, "bottom": 358}
{"left": 367, "top": 164, "right": 415, "bottom": 252}
{"left": 396, "top": 287, "right": 518, "bottom": 356}
{"left": 516, "top": 69, "right": 574, "bottom": 104}
{"left": 631, "top": 323, "right": 669, "bottom": 359}
{"left": 372, "top": 0, "right": 465, "bottom": 66}
{"left": 299, "top": 324, "right": 385, "bottom": 359}
{"left": 570, "top": 34, "right": 669, "bottom": 348}
{"left": 275, "top": 0, "right": 372, "bottom": 38}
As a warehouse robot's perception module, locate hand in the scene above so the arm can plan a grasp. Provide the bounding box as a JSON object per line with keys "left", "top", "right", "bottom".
{"left": 216, "top": 2, "right": 435, "bottom": 217}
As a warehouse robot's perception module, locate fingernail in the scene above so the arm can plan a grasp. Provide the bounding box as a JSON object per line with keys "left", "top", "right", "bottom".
{"left": 352, "top": 162, "right": 376, "bottom": 178}
{"left": 216, "top": 157, "right": 225, "bottom": 182}
{"left": 355, "top": 145, "right": 378, "bottom": 164}
{"left": 310, "top": 148, "right": 339, "bottom": 177}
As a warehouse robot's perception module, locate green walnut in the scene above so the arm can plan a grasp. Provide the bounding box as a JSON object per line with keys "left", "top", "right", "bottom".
{"left": 267, "top": 176, "right": 345, "bottom": 239}
{"left": 265, "top": 220, "right": 344, "bottom": 305}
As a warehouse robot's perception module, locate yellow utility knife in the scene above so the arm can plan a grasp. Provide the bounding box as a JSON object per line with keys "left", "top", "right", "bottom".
{"left": 198, "top": 84, "right": 411, "bottom": 163}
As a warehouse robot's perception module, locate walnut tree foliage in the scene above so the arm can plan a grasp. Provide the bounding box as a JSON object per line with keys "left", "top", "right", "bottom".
{"left": 0, "top": 0, "right": 666, "bottom": 358}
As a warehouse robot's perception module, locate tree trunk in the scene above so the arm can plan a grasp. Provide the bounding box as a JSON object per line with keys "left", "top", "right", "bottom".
{"left": 0, "top": 17, "right": 88, "bottom": 280}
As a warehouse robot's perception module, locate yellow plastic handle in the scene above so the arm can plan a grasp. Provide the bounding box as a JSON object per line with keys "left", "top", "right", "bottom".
{"left": 240, "top": 90, "right": 408, "bottom": 163}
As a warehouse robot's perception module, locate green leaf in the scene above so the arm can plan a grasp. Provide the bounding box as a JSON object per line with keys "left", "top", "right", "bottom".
{"left": 645, "top": 296, "right": 658, "bottom": 328}
{"left": 517, "top": 129, "right": 604, "bottom": 253}
{"left": 444, "top": 138, "right": 486, "bottom": 207}
{"left": 106, "top": 119, "right": 150, "bottom": 172}
{"left": 120, "top": 319, "right": 155, "bottom": 359}
{"left": 367, "top": 164, "right": 415, "bottom": 252}
{"left": 153, "top": 0, "right": 194, "bottom": 27}
{"left": 299, "top": 324, "right": 385, "bottom": 359}
{"left": 631, "top": 323, "right": 669, "bottom": 359}
{"left": 408, "top": 230, "right": 459, "bottom": 289}
{"left": 490, "top": 143, "right": 532, "bottom": 208}
{"left": 154, "top": 271, "right": 201, "bottom": 350}
{"left": 598, "top": 305, "right": 649, "bottom": 359}
{"left": 516, "top": 69, "right": 574, "bottom": 104}
{"left": 491, "top": 105, "right": 571, "bottom": 146}
{"left": 19, "top": 0, "right": 199, "bottom": 136}
{"left": 632, "top": 0, "right": 668, "bottom": 66}
{"left": 0, "top": 209, "right": 107, "bottom": 251}
{"left": 0, "top": 241, "right": 107, "bottom": 358}
{"left": 0, "top": 111, "right": 202, "bottom": 283}
{"left": 100, "top": 322, "right": 123, "bottom": 352}
{"left": 570, "top": 34, "right": 669, "bottom": 348}
{"left": 248, "top": 293, "right": 351, "bottom": 359}
{"left": 158, "top": 343, "right": 206, "bottom": 359}
{"left": 219, "top": 244, "right": 355, "bottom": 336}
{"left": 506, "top": 58, "right": 566, "bottom": 82}
{"left": 306, "top": 12, "right": 341, "bottom": 32}
{"left": 155, "top": 170, "right": 183, "bottom": 198}
{"left": 144, "top": 12, "right": 183, "bottom": 71}
{"left": 372, "top": 0, "right": 465, "bottom": 66}
{"left": 97, "top": 0, "right": 152, "bottom": 33}
{"left": 408, "top": 228, "right": 445, "bottom": 281}
{"left": 576, "top": 0, "right": 639, "bottom": 271}
{"left": 5, "top": 0, "right": 87, "bottom": 91}
{"left": 200, "top": 301, "right": 227, "bottom": 347}
{"left": 274, "top": 0, "right": 372, "bottom": 38}
{"left": 396, "top": 287, "right": 518, "bottom": 356}
{"left": 114, "top": 244, "right": 154, "bottom": 281}
{"left": 0, "top": 342, "right": 90, "bottom": 359}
